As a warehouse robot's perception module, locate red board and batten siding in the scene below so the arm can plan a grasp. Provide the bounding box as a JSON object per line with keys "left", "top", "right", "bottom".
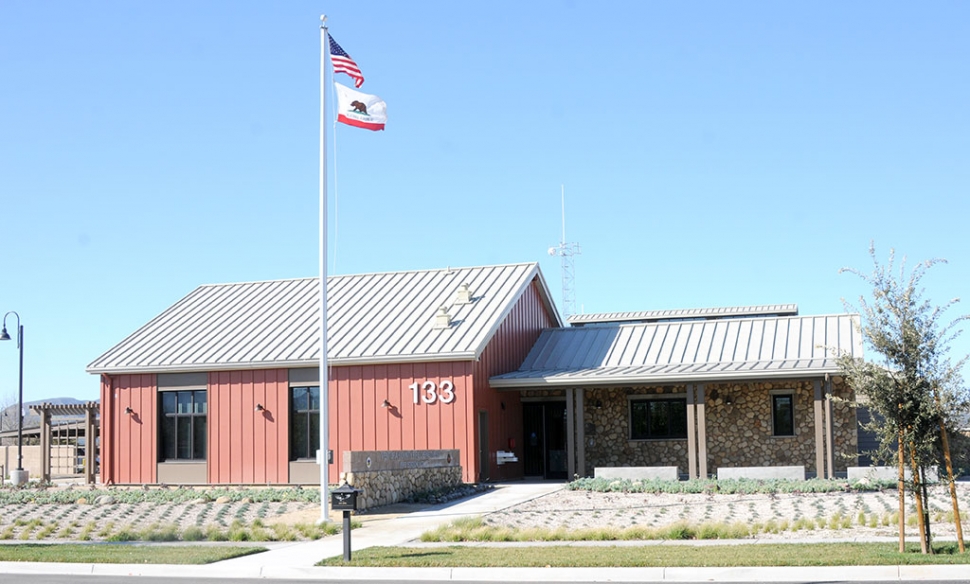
{"left": 99, "top": 374, "right": 157, "bottom": 484}
{"left": 325, "top": 278, "right": 553, "bottom": 484}
{"left": 473, "top": 278, "right": 557, "bottom": 481}
{"left": 100, "top": 278, "right": 555, "bottom": 486}
{"left": 327, "top": 362, "right": 474, "bottom": 483}
{"left": 208, "top": 370, "right": 289, "bottom": 484}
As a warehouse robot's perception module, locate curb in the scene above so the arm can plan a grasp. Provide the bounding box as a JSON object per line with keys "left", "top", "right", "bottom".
{"left": 3, "top": 562, "right": 970, "bottom": 582}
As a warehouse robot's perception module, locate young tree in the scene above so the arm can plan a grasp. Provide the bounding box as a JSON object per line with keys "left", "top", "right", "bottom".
{"left": 0, "top": 394, "right": 19, "bottom": 436}
{"left": 839, "top": 244, "right": 968, "bottom": 554}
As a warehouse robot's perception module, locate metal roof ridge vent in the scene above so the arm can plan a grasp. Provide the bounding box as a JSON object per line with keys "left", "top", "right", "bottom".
{"left": 433, "top": 305, "right": 452, "bottom": 330}
{"left": 455, "top": 283, "right": 473, "bottom": 304}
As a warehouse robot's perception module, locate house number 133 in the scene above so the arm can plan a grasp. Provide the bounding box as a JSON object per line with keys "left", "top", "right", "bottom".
{"left": 409, "top": 380, "right": 455, "bottom": 404}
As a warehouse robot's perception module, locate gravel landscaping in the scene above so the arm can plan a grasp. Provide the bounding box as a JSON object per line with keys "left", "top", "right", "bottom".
{"left": 482, "top": 482, "right": 970, "bottom": 541}
{"left": 1, "top": 480, "right": 968, "bottom": 543}
{"left": 0, "top": 485, "right": 322, "bottom": 542}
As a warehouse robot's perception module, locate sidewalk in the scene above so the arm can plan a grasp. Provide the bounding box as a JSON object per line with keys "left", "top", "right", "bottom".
{"left": 1, "top": 481, "right": 968, "bottom": 581}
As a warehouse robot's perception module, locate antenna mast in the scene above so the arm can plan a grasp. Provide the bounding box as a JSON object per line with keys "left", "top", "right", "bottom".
{"left": 548, "top": 185, "right": 581, "bottom": 318}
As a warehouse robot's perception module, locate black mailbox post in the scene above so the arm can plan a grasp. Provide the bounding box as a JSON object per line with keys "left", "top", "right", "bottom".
{"left": 330, "top": 482, "right": 361, "bottom": 561}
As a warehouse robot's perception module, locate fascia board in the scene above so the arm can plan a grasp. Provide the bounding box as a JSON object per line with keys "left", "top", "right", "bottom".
{"left": 489, "top": 367, "right": 843, "bottom": 389}
{"left": 86, "top": 351, "right": 479, "bottom": 376}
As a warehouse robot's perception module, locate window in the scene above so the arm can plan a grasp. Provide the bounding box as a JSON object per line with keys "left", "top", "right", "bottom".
{"left": 772, "top": 394, "right": 795, "bottom": 436}
{"left": 290, "top": 386, "right": 320, "bottom": 460}
{"left": 630, "top": 398, "right": 687, "bottom": 440}
{"left": 159, "top": 390, "right": 207, "bottom": 461}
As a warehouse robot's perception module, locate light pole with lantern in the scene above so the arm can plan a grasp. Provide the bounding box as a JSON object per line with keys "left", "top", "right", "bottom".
{"left": 1, "top": 311, "right": 27, "bottom": 486}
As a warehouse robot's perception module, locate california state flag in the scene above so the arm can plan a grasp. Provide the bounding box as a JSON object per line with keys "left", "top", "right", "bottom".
{"left": 334, "top": 82, "right": 387, "bottom": 131}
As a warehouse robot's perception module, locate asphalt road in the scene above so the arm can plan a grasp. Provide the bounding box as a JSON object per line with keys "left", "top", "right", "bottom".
{"left": 8, "top": 577, "right": 970, "bottom": 584}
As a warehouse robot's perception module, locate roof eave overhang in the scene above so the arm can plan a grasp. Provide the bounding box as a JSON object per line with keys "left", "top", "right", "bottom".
{"left": 86, "top": 351, "right": 480, "bottom": 376}
{"left": 489, "top": 367, "right": 843, "bottom": 390}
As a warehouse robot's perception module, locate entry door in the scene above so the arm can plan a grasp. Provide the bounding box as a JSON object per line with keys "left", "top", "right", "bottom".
{"left": 523, "top": 402, "right": 567, "bottom": 480}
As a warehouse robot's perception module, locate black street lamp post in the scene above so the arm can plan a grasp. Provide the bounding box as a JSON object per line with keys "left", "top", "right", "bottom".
{"left": 0, "top": 311, "right": 27, "bottom": 486}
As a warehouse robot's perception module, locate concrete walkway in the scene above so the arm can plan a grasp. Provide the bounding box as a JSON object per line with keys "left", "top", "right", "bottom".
{"left": 1, "top": 481, "right": 969, "bottom": 581}
{"left": 211, "top": 480, "right": 566, "bottom": 573}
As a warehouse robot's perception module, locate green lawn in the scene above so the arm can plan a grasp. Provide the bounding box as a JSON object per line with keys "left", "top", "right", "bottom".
{"left": 0, "top": 544, "right": 266, "bottom": 564}
{"left": 319, "top": 542, "right": 970, "bottom": 567}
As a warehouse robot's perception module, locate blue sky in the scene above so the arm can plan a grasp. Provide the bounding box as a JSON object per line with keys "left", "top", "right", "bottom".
{"left": 1, "top": 1, "right": 968, "bottom": 403}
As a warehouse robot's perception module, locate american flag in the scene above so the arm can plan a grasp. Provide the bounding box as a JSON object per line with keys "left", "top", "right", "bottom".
{"left": 328, "top": 34, "right": 364, "bottom": 88}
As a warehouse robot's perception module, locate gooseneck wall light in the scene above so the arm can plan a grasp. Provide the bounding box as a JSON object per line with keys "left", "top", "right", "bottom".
{"left": 0, "top": 311, "right": 27, "bottom": 486}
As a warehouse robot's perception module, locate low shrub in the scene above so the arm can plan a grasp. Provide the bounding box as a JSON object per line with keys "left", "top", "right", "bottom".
{"left": 96, "top": 521, "right": 115, "bottom": 538}
{"left": 106, "top": 528, "right": 138, "bottom": 542}
{"left": 55, "top": 521, "right": 76, "bottom": 539}
{"left": 660, "top": 523, "right": 694, "bottom": 540}
{"left": 566, "top": 477, "right": 892, "bottom": 496}
{"left": 77, "top": 521, "right": 96, "bottom": 541}
{"left": 205, "top": 525, "right": 228, "bottom": 541}
{"left": 35, "top": 523, "right": 57, "bottom": 539}
{"left": 403, "top": 483, "right": 493, "bottom": 505}
{"left": 790, "top": 517, "right": 809, "bottom": 532}
{"left": 143, "top": 524, "right": 179, "bottom": 542}
{"left": 270, "top": 524, "right": 298, "bottom": 541}
{"left": 0, "top": 485, "right": 321, "bottom": 506}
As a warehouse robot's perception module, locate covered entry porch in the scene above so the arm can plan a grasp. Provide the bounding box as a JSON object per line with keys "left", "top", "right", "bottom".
{"left": 504, "top": 380, "right": 849, "bottom": 480}
{"left": 490, "top": 307, "right": 863, "bottom": 479}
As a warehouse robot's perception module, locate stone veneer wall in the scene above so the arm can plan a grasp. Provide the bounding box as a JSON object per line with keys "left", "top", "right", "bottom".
{"left": 571, "top": 378, "right": 857, "bottom": 478}
{"left": 703, "top": 378, "right": 856, "bottom": 476}
{"left": 341, "top": 466, "right": 462, "bottom": 511}
{"left": 829, "top": 376, "right": 859, "bottom": 471}
{"left": 340, "top": 450, "right": 463, "bottom": 511}
{"left": 581, "top": 386, "right": 691, "bottom": 477}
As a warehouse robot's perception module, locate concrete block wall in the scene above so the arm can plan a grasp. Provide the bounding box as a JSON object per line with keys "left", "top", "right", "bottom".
{"left": 2, "top": 445, "right": 43, "bottom": 479}
{"left": 2, "top": 445, "right": 82, "bottom": 481}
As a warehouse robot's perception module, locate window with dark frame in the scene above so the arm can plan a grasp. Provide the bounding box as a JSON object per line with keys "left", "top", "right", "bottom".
{"left": 630, "top": 398, "right": 688, "bottom": 440}
{"left": 159, "top": 390, "right": 207, "bottom": 461}
{"left": 290, "top": 385, "right": 320, "bottom": 460}
{"left": 772, "top": 394, "right": 795, "bottom": 436}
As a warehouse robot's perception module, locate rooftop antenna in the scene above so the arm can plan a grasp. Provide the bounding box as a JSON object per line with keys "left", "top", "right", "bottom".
{"left": 547, "top": 185, "right": 581, "bottom": 318}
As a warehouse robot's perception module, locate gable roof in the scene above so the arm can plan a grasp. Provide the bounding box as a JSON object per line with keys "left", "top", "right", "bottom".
{"left": 490, "top": 312, "right": 862, "bottom": 388}
{"left": 87, "top": 262, "right": 561, "bottom": 375}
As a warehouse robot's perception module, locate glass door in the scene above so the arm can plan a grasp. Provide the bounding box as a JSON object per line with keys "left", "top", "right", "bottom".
{"left": 523, "top": 402, "right": 567, "bottom": 480}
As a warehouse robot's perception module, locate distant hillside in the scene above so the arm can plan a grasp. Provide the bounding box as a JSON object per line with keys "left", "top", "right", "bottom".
{"left": 1, "top": 397, "right": 97, "bottom": 431}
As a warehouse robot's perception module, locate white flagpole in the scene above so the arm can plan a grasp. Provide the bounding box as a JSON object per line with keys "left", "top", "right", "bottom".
{"left": 319, "top": 14, "right": 331, "bottom": 523}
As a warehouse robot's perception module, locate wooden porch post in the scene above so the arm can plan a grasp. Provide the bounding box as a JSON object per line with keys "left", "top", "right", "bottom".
{"left": 825, "top": 375, "right": 835, "bottom": 478}
{"left": 565, "top": 387, "right": 575, "bottom": 479}
{"left": 686, "top": 384, "right": 698, "bottom": 479}
{"left": 696, "top": 384, "right": 708, "bottom": 479}
{"left": 576, "top": 389, "right": 586, "bottom": 478}
{"left": 85, "top": 404, "right": 96, "bottom": 484}
{"left": 813, "top": 379, "right": 826, "bottom": 478}
{"left": 39, "top": 407, "right": 51, "bottom": 482}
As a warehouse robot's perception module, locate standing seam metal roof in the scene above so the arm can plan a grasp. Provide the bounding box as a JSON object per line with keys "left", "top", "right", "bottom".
{"left": 490, "top": 312, "right": 862, "bottom": 387}
{"left": 87, "top": 263, "right": 561, "bottom": 375}
{"left": 566, "top": 304, "right": 799, "bottom": 325}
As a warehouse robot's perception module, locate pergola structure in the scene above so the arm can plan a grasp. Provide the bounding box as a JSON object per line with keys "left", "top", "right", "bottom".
{"left": 30, "top": 402, "right": 99, "bottom": 484}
